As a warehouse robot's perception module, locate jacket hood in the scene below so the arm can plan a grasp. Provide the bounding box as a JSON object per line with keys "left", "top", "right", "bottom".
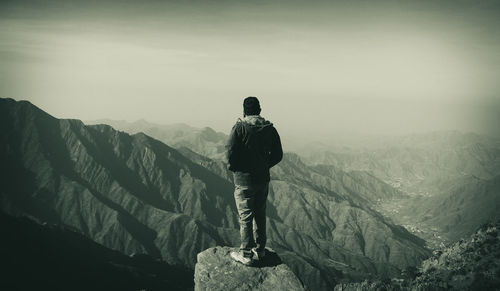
{"left": 240, "top": 115, "right": 273, "bottom": 127}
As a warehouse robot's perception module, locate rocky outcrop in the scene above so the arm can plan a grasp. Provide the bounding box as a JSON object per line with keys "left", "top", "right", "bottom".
{"left": 194, "top": 247, "right": 304, "bottom": 291}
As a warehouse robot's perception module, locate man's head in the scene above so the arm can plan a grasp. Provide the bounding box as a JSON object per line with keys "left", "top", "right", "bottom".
{"left": 243, "top": 96, "right": 261, "bottom": 116}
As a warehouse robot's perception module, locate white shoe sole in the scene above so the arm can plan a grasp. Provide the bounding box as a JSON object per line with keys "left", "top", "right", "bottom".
{"left": 230, "top": 251, "right": 253, "bottom": 266}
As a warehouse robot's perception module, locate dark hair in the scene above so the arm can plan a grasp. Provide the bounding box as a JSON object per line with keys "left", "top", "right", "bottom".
{"left": 243, "top": 96, "right": 261, "bottom": 116}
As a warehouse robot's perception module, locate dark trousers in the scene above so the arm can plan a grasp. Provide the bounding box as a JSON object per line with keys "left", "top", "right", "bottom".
{"left": 234, "top": 182, "right": 269, "bottom": 257}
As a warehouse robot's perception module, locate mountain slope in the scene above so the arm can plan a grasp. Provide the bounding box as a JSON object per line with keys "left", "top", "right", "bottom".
{"left": 298, "top": 131, "right": 500, "bottom": 195}
{"left": 297, "top": 131, "right": 500, "bottom": 247}
{"left": 1, "top": 211, "right": 193, "bottom": 291}
{"left": 334, "top": 220, "right": 500, "bottom": 291}
{"left": 1, "top": 98, "right": 430, "bottom": 290}
{"left": 87, "top": 119, "right": 227, "bottom": 160}
{"left": 401, "top": 175, "right": 500, "bottom": 241}
{"left": 0, "top": 98, "right": 238, "bottom": 268}
{"left": 89, "top": 116, "right": 429, "bottom": 269}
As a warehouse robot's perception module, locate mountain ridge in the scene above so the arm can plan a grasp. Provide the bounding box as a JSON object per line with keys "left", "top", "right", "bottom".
{"left": 1, "top": 97, "right": 431, "bottom": 290}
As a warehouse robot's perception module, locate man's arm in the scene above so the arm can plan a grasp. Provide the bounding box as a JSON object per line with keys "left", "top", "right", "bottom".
{"left": 268, "top": 127, "right": 283, "bottom": 168}
{"left": 226, "top": 122, "right": 241, "bottom": 171}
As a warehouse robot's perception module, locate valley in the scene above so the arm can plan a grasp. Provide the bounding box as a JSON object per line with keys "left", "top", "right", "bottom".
{"left": 374, "top": 197, "right": 448, "bottom": 250}
{"left": 296, "top": 132, "right": 500, "bottom": 251}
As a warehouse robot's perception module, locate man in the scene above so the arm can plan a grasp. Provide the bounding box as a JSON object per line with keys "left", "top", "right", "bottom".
{"left": 226, "top": 96, "right": 283, "bottom": 265}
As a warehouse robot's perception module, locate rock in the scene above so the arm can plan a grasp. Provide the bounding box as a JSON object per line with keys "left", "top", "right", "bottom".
{"left": 194, "top": 246, "right": 305, "bottom": 291}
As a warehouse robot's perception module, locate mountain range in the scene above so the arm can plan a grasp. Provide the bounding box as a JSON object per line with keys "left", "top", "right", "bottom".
{"left": 294, "top": 130, "right": 500, "bottom": 245}
{"left": 1, "top": 98, "right": 434, "bottom": 290}
{"left": 296, "top": 131, "right": 500, "bottom": 194}
{"left": 88, "top": 117, "right": 500, "bottom": 245}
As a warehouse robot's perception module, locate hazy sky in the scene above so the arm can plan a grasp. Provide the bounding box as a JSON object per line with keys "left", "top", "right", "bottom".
{"left": 1, "top": 0, "right": 499, "bottom": 139}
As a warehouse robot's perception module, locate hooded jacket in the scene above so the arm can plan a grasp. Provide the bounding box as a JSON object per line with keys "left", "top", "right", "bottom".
{"left": 226, "top": 115, "right": 283, "bottom": 186}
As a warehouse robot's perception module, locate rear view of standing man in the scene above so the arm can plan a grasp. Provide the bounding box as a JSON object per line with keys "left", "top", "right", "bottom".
{"left": 226, "top": 96, "right": 283, "bottom": 265}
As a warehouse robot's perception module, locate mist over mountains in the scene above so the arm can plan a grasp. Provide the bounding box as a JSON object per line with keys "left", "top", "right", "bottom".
{"left": 2, "top": 98, "right": 499, "bottom": 290}
{"left": 88, "top": 116, "right": 500, "bottom": 244}
{"left": 88, "top": 119, "right": 227, "bottom": 160}
{"left": 294, "top": 131, "right": 500, "bottom": 245}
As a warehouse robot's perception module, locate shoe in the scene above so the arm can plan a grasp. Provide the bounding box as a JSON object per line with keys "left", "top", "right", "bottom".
{"left": 230, "top": 251, "right": 253, "bottom": 266}
{"left": 252, "top": 248, "right": 266, "bottom": 260}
